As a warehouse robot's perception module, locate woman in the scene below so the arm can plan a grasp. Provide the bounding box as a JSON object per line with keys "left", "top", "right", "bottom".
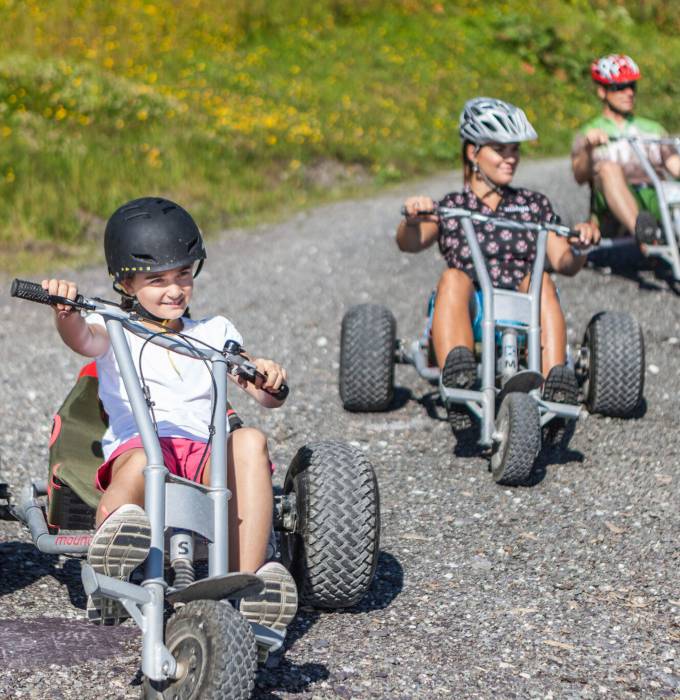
{"left": 396, "top": 97, "right": 599, "bottom": 427}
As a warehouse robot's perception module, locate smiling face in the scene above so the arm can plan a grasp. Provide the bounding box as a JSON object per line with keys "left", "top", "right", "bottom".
{"left": 468, "top": 141, "right": 520, "bottom": 187}
{"left": 122, "top": 264, "right": 194, "bottom": 321}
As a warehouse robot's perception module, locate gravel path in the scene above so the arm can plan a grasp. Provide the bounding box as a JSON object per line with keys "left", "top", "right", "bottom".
{"left": 1, "top": 158, "right": 679, "bottom": 699}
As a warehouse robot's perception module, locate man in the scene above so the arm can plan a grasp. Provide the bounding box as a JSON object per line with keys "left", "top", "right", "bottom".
{"left": 571, "top": 54, "right": 680, "bottom": 245}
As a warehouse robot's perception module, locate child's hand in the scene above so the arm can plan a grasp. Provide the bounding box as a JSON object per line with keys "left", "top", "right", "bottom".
{"left": 251, "top": 358, "right": 287, "bottom": 394}
{"left": 42, "top": 278, "right": 78, "bottom": 319}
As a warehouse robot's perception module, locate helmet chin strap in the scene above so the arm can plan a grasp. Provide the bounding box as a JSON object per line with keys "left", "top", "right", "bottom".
{"left": 604, "top": 97, "right": 632, "bottom": 118}
{"left": 131, "top": 299, "right": 170, "bottom": 324}
{"left": 112, "top": 279, "right": 180, "bottom": 324}
{"left": 472, "top": 146, "right": 504, "bottom": 195}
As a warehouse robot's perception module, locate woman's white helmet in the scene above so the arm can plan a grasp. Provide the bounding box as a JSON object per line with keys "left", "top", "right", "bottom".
{"left": 459, "top": 97, "right": 537, "bottom": 144}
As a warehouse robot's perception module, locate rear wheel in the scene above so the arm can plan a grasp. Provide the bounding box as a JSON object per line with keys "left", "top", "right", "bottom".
{"left": 281, "top": 441, "right": 380, "bottom": 609}
{"left": 580, "top": 311, "right": 644, "bottom": 417}
{"left": 491, "top": 393, "right": 540, "bottom": 486}
{"left": 142, "top": 600, "right": 257, "bottom": 700}
{"left": 339, "top": 304, "right": 396, "bottom": 411}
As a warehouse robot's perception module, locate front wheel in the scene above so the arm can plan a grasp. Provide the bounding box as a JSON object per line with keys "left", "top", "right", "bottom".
{"left": 580, "top": 311, "right": 644, "bottom": 417}
{"left": 491, "top": 393, "right": 541, "bottom": 486}
{"left": 339, "top": 304, "right": 396, "bottom": 411}
{"left": 281, "top": 441, "right": 380, "bottom": 609}
{"left": 142, "top": 600, "right": 257, "bottom": 700}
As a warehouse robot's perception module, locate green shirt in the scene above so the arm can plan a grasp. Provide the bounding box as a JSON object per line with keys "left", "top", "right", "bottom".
{"left": 572, "top": 114, "right": 673, "bottom": 185}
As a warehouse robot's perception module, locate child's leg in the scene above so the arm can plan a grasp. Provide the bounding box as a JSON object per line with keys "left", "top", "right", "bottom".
{"left": 518, "top": 272, "right": 566, "bottom": 375}
{"left": 96, "top": 448, "right": 147, "bottom": 527}
{"left": 431, "top": 268, "right": 475, "bottom": 366}
{"left": 201, "top": 427, "right": 273, "bottom": 573}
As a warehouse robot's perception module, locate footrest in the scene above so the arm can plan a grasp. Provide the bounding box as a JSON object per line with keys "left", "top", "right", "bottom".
{"left": 250, "top": 621, "right": 285, "bottom": 654}
{"left": 81, "top": 563, "right": 152, "bottom": 606}
{"left": 167, "top": 572, "right": 263, "bottom": 605}
{"left": 497, "top": 370, "right": 544, "bottom": 404}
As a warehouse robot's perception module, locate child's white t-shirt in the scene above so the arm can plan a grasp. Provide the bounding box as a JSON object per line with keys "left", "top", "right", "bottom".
{"left": 85, "top": 314, "right": 243, "bottom": 460}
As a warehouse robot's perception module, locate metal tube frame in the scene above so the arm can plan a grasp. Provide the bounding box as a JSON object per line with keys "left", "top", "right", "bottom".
{"left": 82, "top": 306, "right": 232, "bottom": 681}
{"left": 626, "top": 138, "right": 680, "bottom": 280}
{"left": 400, "top": 209, "right": 581, "bottom": 447}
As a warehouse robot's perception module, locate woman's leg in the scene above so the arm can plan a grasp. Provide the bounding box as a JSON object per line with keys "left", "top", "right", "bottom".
{"left": 431, "top": 268, "right": 475, "bottom": 366}
{"left": 202, "top": 427, "right": 273, "bottom": 573}
{"left": 518, "top": 272, "right": 566, "bottom": 375}
{"left": 96, "top": 448, "right": 147, "bottom": 527}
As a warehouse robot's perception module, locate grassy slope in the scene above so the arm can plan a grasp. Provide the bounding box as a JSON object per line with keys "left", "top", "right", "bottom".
{"left": 0, "top": 0, "right": 678, "bottom": 271}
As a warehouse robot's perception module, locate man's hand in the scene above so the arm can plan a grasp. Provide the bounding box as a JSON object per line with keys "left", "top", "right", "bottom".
{"left": 584, "top": 128, "right": 609, "bottom": 149}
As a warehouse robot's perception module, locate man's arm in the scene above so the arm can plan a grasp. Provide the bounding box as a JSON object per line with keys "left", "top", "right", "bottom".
{"left": 664, "top": 152, "right": 680, "bottom": 179}
{"left": 571, "top": 128, "right": 610, "bottom": 185}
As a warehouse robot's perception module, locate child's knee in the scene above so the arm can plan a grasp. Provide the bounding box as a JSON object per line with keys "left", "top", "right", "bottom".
{"left": 110, "top": 449, "right": 147, "bottom": 481}
{"left": 231, "top": 427, "right": 269, "bottom": 459}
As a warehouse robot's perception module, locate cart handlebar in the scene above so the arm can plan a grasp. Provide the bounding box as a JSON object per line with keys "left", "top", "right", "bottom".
{"left": 10, "top": 279, "right": 289, "bottom": 401}
{"left": 400, "top": 205, "right": 577, "bottom": 238}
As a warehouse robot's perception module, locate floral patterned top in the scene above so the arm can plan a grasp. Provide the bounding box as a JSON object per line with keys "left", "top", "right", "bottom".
{"left": 438, "top": 185, "right": 561, "bottom": 290}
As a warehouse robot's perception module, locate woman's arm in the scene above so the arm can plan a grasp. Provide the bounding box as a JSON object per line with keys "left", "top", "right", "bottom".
{"left": 545, "top": 222, "right": 600, "bottom": 276}
{"left": 396, "top": 196, "right": 440, "bottom": 252}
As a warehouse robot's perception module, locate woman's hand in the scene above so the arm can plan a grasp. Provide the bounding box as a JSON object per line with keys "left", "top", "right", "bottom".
{"left": 403, "top": 196, "right": 439, "bottom": 223}
{"left": 570, "top": 221, "right": 601, "bottom": 249}
{"left": 42, "top": 278, "right": 78, "bottom": 319}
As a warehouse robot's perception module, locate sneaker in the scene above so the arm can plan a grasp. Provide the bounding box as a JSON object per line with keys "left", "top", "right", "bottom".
{"left": 542, "top": 365, "right": 579, "bottom": 447}
{"left": 634, "top": 210, "right": 661, "bottom": 246}
{"left": 86, "top": 504, "right": 151, "bottom": 625}
{"left": 239, "top": 562, "right": 298, "bottom": 635}
{"left": 441, "top": 346, "right": 477, "bottom": 432}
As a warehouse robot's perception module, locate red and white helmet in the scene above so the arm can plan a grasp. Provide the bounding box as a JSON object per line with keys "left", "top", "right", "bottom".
{"left": 591, "top": 54, "right": 641, "bottom": 85}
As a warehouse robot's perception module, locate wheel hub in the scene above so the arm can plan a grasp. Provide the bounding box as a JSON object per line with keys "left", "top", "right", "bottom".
{"left": 170, "top": 634, "right": 205, "bottom": 699}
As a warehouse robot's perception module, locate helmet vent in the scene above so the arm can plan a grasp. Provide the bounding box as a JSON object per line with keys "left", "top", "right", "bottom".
{"left": 124, "top": 212, "right": 151, "bottom": 222}
{"left": 131, "top": 253, "right": 156, "bottom": 262}
{"left": 162, "top": 205, "right": 177, "bottom": 214}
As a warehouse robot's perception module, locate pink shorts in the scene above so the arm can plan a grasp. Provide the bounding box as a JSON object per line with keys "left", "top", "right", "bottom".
{"left": 95, "top": 436, "right": 210, "bottom": 492}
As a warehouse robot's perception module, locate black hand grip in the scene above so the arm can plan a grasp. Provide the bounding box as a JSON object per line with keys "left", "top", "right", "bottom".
{"left": 11, "top": 279, "right": 53, "bottom": 305}
{"left": 400, "top": 205, "right": 436, "bottom": 217}
{"left": 266, "top": 383, "right": 289, "bottom": 401}
{"left": 253, "top": 369, "right": 289, "bottom": 401}
{"left": 11, "top": 279, "right": 85, "bottom": 307}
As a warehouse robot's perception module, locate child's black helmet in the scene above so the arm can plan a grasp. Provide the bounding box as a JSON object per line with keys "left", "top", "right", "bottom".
{"left": 104, "top": 197, "right": 206, "bottom": 282}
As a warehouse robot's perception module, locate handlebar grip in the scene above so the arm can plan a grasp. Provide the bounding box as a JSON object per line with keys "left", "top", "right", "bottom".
{"left": 267, "top": 383, "right": 289, "bottom": 402}
{"left": 11, "top": 279, "right": 53, "bottom": 305}
{"left": 401, "top": 206, "right": 436, "bottom": 217}
{"left": 11, "top": 278, "right": 85, "bottom": 307}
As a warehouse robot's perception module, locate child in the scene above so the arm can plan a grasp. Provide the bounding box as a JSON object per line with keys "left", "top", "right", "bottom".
{"left": 396, "top": 97, "right": 600, "bottom": 430}
{"left": 43, "top": 196, "right": 297, "bottom": 633}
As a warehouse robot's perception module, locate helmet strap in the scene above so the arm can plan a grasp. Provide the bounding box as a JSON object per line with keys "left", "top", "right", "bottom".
{"left": 604, "top": 96, "right": 632, "bottom": 118}
{"left": 111, "top": 277, "right": 176, "bottom": 324}
{"left": 472, "top": 146, "right": 503, "bottom": 195}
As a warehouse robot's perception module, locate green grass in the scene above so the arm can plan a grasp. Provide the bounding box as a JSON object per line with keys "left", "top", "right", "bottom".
{"left": 0, "top": 0, "right": 678, "bottom": 272}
